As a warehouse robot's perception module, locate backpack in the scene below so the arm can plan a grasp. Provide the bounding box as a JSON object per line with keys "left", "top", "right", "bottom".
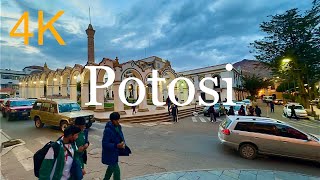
{"left": 33, "top": 141, "right": 60, "bottom": 177}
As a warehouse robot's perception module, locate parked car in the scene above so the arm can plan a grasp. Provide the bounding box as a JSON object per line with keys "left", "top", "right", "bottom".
{"left": 263, "top": 96, "right": 273, "bottom": 103}
{"left": 30, "top": 99, "right": 95, "bottom": 131}
{"left": 27, "top": 98, "right": 37, "bottom": 105}
{"left": 283, "top": 103, "right": 308, "bottom": 119}
{"left": 203, "top": 103, "right": 225, "bottom": 117}
{"left": 273, "top": 99, "right": 284, "bottom": 105}
{"left": 241, "top": 99, "right": 252, "bottom": 106}
{"left": 2, "top": 99, "right": 33, "bottom": 121}
{"left": 218, "top": 116, "right": 320, "bottom": 162}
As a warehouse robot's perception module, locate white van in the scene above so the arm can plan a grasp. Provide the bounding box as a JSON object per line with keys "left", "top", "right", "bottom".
{"left": 263, "top": 96, "right": 273, "bottom": 103}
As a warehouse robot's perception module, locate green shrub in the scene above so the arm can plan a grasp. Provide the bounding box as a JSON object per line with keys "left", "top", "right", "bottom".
{"left": 104, "top": 103, "right": 114, "bottom": 108}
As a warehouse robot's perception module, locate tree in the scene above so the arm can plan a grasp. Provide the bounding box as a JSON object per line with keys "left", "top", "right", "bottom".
{"left": 251, "top": 0, "right": 320, "bottom": 106}
{"left": 242, "top": 75, "right": 270, "bottom": 97}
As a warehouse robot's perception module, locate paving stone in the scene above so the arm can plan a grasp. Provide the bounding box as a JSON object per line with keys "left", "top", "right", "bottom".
{"left": 156, "top": 172, "right": 187, "bottom": 180}
{"left": 208, "top": 170, "right": 223, "bottom": 177}
{"left": 219, "top": 174, "right": 237, "bottom": 180}
{"left": 308, "top": 176, "right": 320, "bottom": 180}
{"left": 239, "top": 173, "right": 256, "bottom": 180}
{"left": 274, "top": 172, "right": 309, "bottom": 180}
{"left": 242, "top": 170, "right": 258, "bottom": 175}
{"left": 223, "top": 170, "right": 240, "bottom": 179}
{"left": 257, "top": 171, "right": 274, "bottom": 179}
{"left": 257, "top": 174, "right": 274, "bottom": 180}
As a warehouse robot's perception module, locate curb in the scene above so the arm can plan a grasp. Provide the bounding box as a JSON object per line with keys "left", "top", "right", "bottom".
{"left": 126, "top": 168, "right": 320, "bottom": 180}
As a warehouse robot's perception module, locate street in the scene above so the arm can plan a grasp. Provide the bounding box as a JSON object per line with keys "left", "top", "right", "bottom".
{"left": 1, "top": 102, "right": 320, "bottom": 180}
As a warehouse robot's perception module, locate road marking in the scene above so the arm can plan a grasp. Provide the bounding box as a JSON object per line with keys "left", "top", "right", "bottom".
{"left": 140, "top": 122, "right": 158, "bottom": 127}
{"left": 159, "top": 122, "right": 173, "bottom": 125}
{"left": 35, "top": 137, "right": 51, "bottom": 145}
{"left": 12, "top": 145, "right": 33, "bottom": 171}
{"left": 192, "top": 117, "right": 197, "bottom": 122}
{"left": 199, "top": 117, "right": 207, "bottom": 122}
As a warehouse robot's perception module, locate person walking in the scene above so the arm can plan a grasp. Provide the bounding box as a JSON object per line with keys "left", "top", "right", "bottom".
{"left": 248, "top": 106, "right": 254, "bottom": 116}
{"left": 289, "top": 105, "right": 298, "bottom": 119}
{"left": 238, "top": 105, "right": 246, "bottom": 116}
{"left": 166, "top": 97, "right": 171, "bottom": 115}
{"left": 74, "top": 117, "right": 90, "bottom": 177}
{"left": 102, "top": 112, "right": 128, "bottom": 180}
{"left": 209, "top": 105, "right": 216, "bottom": 122}
{"left": 38, "top": 125, "right": 82, "bottom": 180}
{"left": 255, "top": 105, "right": 262, "bottom": 117}
{"left": 228, "top": 106, "right": 235, "bottom": 115}
{"left": 270, "top": 101, "right": 275, "bottom": 113}
{"left": 170, "top": 104, "right": 179, "bottom": 122}
{"left": 132, "top": 105, "right": 136, "bottom": 115}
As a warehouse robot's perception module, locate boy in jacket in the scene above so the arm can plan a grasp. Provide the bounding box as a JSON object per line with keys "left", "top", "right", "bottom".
{"left": 39, "top": 125, "right": 81, "bottom": 180}
{"left": 102, "top": 112, "right": 126, "bottom": 180}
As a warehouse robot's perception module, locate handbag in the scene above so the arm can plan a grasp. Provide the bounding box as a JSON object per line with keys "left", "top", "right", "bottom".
{"left": 115, "top": 128, "right": 132, "bottom": 156}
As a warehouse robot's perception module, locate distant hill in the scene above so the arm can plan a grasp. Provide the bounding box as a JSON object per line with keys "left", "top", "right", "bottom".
{"left": 233, "top": 59, "right": 273, "bottom": 78}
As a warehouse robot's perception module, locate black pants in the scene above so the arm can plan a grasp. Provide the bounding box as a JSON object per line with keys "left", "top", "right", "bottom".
{"left": 173, "top": 116, "right": 177, "bottom": 122}
{"left": 210, "top": 113, "right": 216, "bottom": 122}
{"left": 168, "top": 104, "right": 171, "bottom": 115}
{"left": 290, "top": 112, "right": 298, "bottom": 119}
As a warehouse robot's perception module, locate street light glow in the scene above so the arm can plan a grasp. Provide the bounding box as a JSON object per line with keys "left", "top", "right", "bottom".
{"left": 53, "top": 78, "right": 57, "bottom": 81}
{"left": 282, "top": 58, "right": 291, "bottom": 63}
{"left": 40, "top": 81, "right": 44, "bottom": 84}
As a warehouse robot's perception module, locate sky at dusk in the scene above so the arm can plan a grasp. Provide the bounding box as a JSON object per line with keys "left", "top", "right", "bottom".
{"left": 0, "top": 0, "right": 314, "bottom": 72}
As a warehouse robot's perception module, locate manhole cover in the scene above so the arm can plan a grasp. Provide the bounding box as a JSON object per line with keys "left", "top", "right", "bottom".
{"left": 2, "top": 139, "right": 23, "bottom": 148}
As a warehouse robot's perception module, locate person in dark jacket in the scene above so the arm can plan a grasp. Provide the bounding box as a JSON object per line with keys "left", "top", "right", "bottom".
{"left": 238, "top": 105, "right": 246, "bottom": 116}
{"left": 208, "top": 105, "right": 216, "bottom": 122}
{"left": 289, "top": 105, "right": 298, "bottom": 119}
{"left": 170, "top": 104, "right": 179, "bottom": 122}
{"left": 228, "top": 106, "right": 235, "bottom": 115}
{"left": 255, "top": 105, "right": 262, "bottom": 117}
{"left": 270, "top": 101, "right": 275, "bottom": 113}
{"left": 102, "top": 112, "right": 126, "bottom": 180}
{"left": 166, "top": 97, "right": 171, "bottom": 115}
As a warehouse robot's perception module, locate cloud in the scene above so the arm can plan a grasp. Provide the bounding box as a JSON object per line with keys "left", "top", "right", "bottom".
{"left": 0, "top": 0, "right": 314, "bottom": 71}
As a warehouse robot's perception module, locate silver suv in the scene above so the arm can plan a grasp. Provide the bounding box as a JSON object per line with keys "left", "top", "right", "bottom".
{"left": 218, "top": 116, "right": 320, "bottom": 162}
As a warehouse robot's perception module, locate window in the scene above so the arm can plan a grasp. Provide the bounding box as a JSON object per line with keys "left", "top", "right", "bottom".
{"left": 220, "top": 118, "right": 233, "bottom": 129}
{"left": 33, "top": 102, "right": 42, "bottom": 110}
{"left": 50, "top": 104, "right": 58, "bottom": 113}
{"left": 41, "top": 103, "right": 51, "bottom": 111}
{"left": 9, "top": 100, "right": 32, "bottom": 107}
{"left": 275, "top": 125, "right": 308, "bottom": 140}
{"left": 251, "top": 122, "right": 277, "bottom": 135}
{"left": 235, "top": 122, "right": 254, "bottom": 132}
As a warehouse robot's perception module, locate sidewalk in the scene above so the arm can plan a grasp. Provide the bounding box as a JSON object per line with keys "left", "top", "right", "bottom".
{"left": 86, "top": 104, "right": 199, "bottom": 120}
{"left": 127, "top": 169, "right": 319, "bottom": 180}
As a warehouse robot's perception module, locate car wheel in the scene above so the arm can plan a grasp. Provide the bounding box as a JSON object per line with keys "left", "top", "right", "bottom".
{"left": 239, "top": 143, "right": 257, "bottom": 160}
{"left": 86, "top": 122, "right": 92, "bottom": 129}
{"left": 34, "top": 117, "right": 44, "bottom": 128}
{"left": 60, "top": 121, "right": 69, "bottom": 132}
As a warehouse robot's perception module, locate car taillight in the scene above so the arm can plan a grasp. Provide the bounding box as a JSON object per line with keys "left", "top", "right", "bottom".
{"left": 221, "top": 129, "right": 230, "bottom": 135}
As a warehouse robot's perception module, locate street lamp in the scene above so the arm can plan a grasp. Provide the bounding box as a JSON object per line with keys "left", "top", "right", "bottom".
{"left": 53, "top": 78, "right": 57, "bottom": 81}
{"left": 282, "top": 58, "right": 291, "bottom": 63}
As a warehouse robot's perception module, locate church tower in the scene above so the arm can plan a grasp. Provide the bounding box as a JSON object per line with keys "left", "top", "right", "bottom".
{"left": 86, "top": 24, "right": 95, "bottom": 64}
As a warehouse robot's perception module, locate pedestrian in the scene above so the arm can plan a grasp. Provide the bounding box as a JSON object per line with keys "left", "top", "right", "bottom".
{"left": 175, "top": 96, "right": 178, "bottom": 102}
{"left": 238, "top": 105, "right": 246, "bottom": 116}
{"left": 209, "top": 105, "right": 216, "bottom": 122}
{"left": 166, "top": 97, "right": 171, "bottom": 115}
{"left": 170, "top": 104, "right": 178, "bottom": 122}
{"left": 255, "top": 105, "right": 262, "bottom": 117}
{"left": 102, "top": 112, "right": 130, "bottom": 180}
{"left": 289, "top": 105, "right": 298, "bottom": 119}
{"left": 228, "top": 106, "right": 235, "bottom": 115}
{"left": 132, "top": 105, "right": 136, "bottom": 115}
{"left": 74, "top": 117, "right": 90, "bottom": 177}
{"left": 248, "top": 106, "right": 254, "bottom": 116}
{"left": 38, "top": 125, "right": 82, "bottom": 180}
{"left": 270, "top": 101, "right": 275, "bottom": 113}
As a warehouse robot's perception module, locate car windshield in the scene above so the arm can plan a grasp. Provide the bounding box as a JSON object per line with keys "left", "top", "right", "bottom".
{"left": 58, "top": 103, "right": 81, "bottom": 113}
{"left": 10, "top": 100, "right": 32, "bottom": 107}
{"left": 288, "top": 105, "right": 304, "bottom": 110}
{"left": 214, "top": 104, "right": 221, "bottom": 107}
{"left": 234, "top": 106, "right": 241, "bottom": 111}
{"left": 0, "top": 94, "right": 10, "bottom": 99}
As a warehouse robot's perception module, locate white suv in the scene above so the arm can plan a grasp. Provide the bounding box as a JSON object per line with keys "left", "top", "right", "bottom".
{"left": 218, "top": 116, "right": 319, "bottom": 162}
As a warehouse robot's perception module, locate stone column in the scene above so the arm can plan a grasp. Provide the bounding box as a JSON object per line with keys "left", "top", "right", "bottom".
{"left": 95, "top": 81, "right": 105, "bottom": 112}
{"left": 133, "top": 84, "right": 137, "bottom": 99}
{"left": 126, "top": 85, "right": 130, "bottom": 99}
{"left": 193, "top": 76, "right": 200, "bottom": 104}
{"left": 138, "top": 86, "right": 149, "bottom": 112}
{"left": 156, "top": 82, "right": 165, "bottom": 110}
{"left": 39, "top": 84, "right": 44, "bottom": 98}
{"left": 113, "top": 81, "right": 126, "bottom": 114}
{"left": 29, "top": 84, "right": 34, "bottom": 98}
{"left": 61, "top": 83, "right": 68, "bottom": 97}
{"left": 47, "top": 85, "right": 53, "bottom": 96}
{"left": 81, "top": 83, "right": 89, "bottom": 109}
{"left": 24, "top": 84, "right": 29, "bottom": 98}
{"left": 53, "top": 83, "right": 59, "bottom": 95}
{"left": 34, "top": 84, "right": 39, "bottom": 98}
{"left": 70, "top": 84, "right": 77, "bottom": 101}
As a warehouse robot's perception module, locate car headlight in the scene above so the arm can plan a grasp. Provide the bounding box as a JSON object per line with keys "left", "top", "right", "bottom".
{"left": 11, "top": 109, "right": 17, "bottom": 113}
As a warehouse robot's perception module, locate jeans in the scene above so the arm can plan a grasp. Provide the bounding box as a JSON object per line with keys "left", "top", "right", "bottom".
{"left": 173, "top": 116, "right": 177, "bottom": 122}
{"left": 104, "top": 164, "right": 120, "bottom": 180}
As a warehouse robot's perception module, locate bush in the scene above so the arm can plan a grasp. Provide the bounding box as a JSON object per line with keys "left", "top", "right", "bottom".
{"left": 104, "top": 103, "right": 114, "bottom": 108}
